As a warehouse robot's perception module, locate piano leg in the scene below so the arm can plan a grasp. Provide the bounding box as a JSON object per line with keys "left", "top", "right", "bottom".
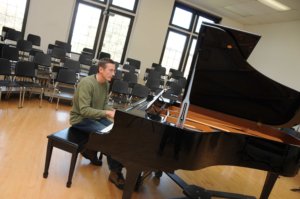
{"left": 122, "top": 165, "right": 141, "bottom": 199}
{"left": 259, "top": 172, "right": 278, "bottom": 199}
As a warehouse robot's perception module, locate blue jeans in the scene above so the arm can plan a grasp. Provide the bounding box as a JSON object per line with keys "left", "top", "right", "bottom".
{"left": 72, "top": 118, "right": 112, "bottom": 134}
{"left": 72, "top": 118, "right": 123, "bottom": 172}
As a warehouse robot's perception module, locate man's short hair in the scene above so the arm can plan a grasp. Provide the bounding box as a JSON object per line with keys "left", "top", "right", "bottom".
{"left": 98, "top": 58, "right": 115, "bottom": 70}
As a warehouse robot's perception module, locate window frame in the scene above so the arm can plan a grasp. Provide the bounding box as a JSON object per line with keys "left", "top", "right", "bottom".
{"left": 109, "top": 0, "right": 139, "bottom": 13}
{"left": 160, "top": 1, "right": 221, "bottom": 74}
{"left": 97, "top": 9, "right": 134, "bottom": 63}
{"left": 68, "top": 1, "right": 105, "bottom": 55}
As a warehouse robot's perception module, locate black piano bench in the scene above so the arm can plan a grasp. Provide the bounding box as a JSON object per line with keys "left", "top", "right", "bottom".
{"left": 43, "top": 127, "right": 89, "bottom": 188}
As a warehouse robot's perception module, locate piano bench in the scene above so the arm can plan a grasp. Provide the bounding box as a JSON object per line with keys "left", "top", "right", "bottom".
{"left": 43, "top": 127, "right": 89, "bottom": 188}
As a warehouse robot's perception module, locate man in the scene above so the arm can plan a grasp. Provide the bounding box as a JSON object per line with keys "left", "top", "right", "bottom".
{"left": 70, "top": 58, "right": 125, "bottom": 189}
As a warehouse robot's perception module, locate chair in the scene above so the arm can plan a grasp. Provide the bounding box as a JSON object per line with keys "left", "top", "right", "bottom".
{"left": 88, "top": 65, "right": 98, "bottom": 76}
{"left": 123, "top": 72, "right": 137, "bottom": 88}
{"left": 98, "top": 51, "right": 111, "bottom": 59}
{"left": 123, "top": 64, "right": 136, "bottom": 74}
{"left": 162, "top": 82, "right": 183, "bottom": 103}
{"left": 16, "top": 40, "right": 32, "bottom": 60}
{"left": 27, "top": 34, "right": 41, "bottom": 47}
{"left": 55, "top": 40, "right": 72, "bottom": 53}
{"left": 33, "top": 52, "right": 52, "bottom": 86}
{"left": 0, "top": 58, "right": 18, "bottom": 100}
{"left": 5, "top": 29, "right": 22, "bottom": 45}
{"left": 64, "top": 59, "right": 81, "bottom": 74}
{"left": 1, "top": 26, "right": 14, "bottom": 41}
{"left": 82, "top": 48, "right": 94, "bottom": 56}
{"left": 2, "top": 45, "right": 19, "bottom": 62}
{"left": 14, "top": 61, "right": 44, "bottom": 108}
{"left": 79, "top": 53, "right": 93, "bottom": 77}
{"left": 110, "top": 80, "right": 129, "bottom": 105}
{"left": 145, "top": 76, "right": 161, "bottom": 94}
{"left": 130, "top": 84, "right": 150, "bottom": 103}
{"left": 126, "top": 58, "right": 141, "bottom": 69}
{"left": 50, "top": 47, "right": 67, "bottom": 77}
{"left": 50, "top": 68, "right": 77, "bottom": 110}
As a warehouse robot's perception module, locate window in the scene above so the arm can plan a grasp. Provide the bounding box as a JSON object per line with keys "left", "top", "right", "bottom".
{"left": 101, "top": 13, "right": 132, "bottom": 62}
{"left": 161, "top": 31, "right": 187, "bottom": 71}
{"left": 71, "top": 3, "right": 102, "bottom": 54}
{"left": 69, "top": 0, "right": 138, "bottom": 63}
{"left": 160, "top": 2, "right": 221, "bottom": 77}
{"left": 0, "top": 0, "right": 29, "bottom": 32}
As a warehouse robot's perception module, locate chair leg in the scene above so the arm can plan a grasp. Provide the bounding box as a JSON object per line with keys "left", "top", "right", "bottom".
{"left": 56, "top": 97, "right": 60, "bottom": 110}
{"left": 21, "top": 87, "right": 26, "bottom": 107}
{"left": 67, "top": 152, "right": 79, "bottom": 188}
{"left": 43, "top": 140, "right": 54, "bottom": 178}
{"left": 39, "top": 88, "right": 44, "bottom": 108}
{"left": 18, "top": 87, "right": 23, "bottom": 108}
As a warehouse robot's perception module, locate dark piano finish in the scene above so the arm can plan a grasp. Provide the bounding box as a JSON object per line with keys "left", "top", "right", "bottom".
{"left": 86, "top": 23, "right": 300, "bottom": 199}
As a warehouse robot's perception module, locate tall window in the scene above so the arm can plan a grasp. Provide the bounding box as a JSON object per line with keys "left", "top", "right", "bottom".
{"left": 69, "top": 0, "right": 138, "bottom": 63}
{"left": 71, "top": 3, "right": 102, "bottom": 54}
{"left": 0, "top": 0, "right": 29, "bottom": 32}
{"left": 160, "top": 2, "right": 221, "bottom": 77}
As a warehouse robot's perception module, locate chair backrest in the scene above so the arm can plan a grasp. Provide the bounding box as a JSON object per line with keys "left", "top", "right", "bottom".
{"left": 131, "top": 84, "right": 150, "bottom": 98}
{"left": 64, "top": 59, "right": 81, "bottom": 73}
{"left": 145, "top": 77, "right": 161, "bottom": 92}
{"left": 79, "top": 53, "right": 93, "bottom": 66}
{"left": 170, "top": 69, "right": 183, "bottom": 79}
{"left": 56, "top": 68, "right": 77, "bottom": 85}
{"left": 15, "top": 61, "right": 36, "bottom": 78}
{"left": 148, "top": 70, "right": 161, "bottom": 80}
{"left": 2, "top": 45, "right": 19, "bottom": 61}
{"left": 123, "top": 64, "right": 136, "bottom": 74}
{"left": 113, "top": 70, "right": 123, "bottom": 80}
{"left": 51, "top": 47, "right": 66, "bottom": 60}
{"left": 88, "top": 65, "right": 98, "bottom": 76}
{"left": 126, "top": 58, "right": 141, "bottom": 69}
{"left": 154, "top": 65, "right": 166, "bottom": 76}
{"left": 55, "top": 40, "right": 71, "bottom": 52}
{"left": 111, "top": 80, "right": 129, "bottom": 95}
{"left": 33, "top": 52, "right": 51, "bottom": 67}
{"left": 82, "top": 48, "right": 94, "bottom": 55}
{"left": 2, "top": 26, "right": 14, "bottom": 40}
{"left": 17, "top": 40, "right": 32, "bottom": 52}
{"left": 27, "top": 34, "right": 41, "bottom": 46}
{"left": 98, "top": 51, "right": 111, "bottom": 59}
{"left": 0, "top": 58, "right": 12, "bottom": 75}
{"left": 5, "top": 29, "right": 22, "bottom": 41}
{"left": 123, "top": 72, "right": 137, "bottom": 87}
{"left": 152, "top": 63, "right": 161, "bottom": 68}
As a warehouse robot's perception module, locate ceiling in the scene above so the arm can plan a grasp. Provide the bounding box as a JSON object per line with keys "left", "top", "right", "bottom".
{"left": 183, "top": 0, "right": 300, "bottom": 25}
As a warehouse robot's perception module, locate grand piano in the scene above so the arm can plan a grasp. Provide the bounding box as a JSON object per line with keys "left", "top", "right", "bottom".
{"left": 86, "top": 23, "right": 300, "bottom": 199}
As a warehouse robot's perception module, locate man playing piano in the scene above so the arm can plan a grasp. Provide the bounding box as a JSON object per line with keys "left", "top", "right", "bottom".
{"left": 70, "top": 58, "right": 125, "bottom": 189}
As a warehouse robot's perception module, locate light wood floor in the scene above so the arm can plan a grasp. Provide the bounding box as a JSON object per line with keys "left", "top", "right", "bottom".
{"left": 0, "top": 98, "right": 299, "bottom": 199}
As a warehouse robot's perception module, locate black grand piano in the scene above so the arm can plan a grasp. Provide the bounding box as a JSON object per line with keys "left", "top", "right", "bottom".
{"left": 87, "top": 23, "right": 300, "bottom": 199}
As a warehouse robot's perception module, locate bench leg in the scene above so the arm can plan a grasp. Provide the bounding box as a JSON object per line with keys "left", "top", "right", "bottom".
{"left": 43, "top": 140, "right": 53, "bottom": 178}
{"left": 66, "top": 152, "right": 79, "bottom": 188}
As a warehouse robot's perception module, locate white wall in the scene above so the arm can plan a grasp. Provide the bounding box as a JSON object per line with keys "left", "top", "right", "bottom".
{"left": 126, "top": 0, "right": 174, "bottom": 83}
{"left": 245, "top": 20, "right": 300, "bottom": 91}
{"left": 25, "top": 0, "right": 75, "bottom": 51}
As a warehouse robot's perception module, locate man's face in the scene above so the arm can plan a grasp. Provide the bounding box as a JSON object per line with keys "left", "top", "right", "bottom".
{"left": 99, "top": 63, "right": 116, "bottom": 81}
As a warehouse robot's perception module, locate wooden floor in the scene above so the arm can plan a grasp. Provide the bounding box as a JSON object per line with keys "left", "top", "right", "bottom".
{"left": 0, "top": 98, "right": 299, "bottom": 199}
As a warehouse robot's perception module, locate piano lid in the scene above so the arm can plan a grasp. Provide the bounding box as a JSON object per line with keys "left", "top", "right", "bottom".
{"left": 186, "top": 23, "right": 300, "bottom": 127}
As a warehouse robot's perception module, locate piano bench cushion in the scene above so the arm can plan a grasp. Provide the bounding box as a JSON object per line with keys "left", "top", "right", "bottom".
{"left": 43, "top": 127, "right": 89, "bottom": 188}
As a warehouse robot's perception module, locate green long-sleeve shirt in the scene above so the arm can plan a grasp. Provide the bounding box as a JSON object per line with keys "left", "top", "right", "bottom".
{"left": 70, "top": 75, "right": 112, "bottom": 125}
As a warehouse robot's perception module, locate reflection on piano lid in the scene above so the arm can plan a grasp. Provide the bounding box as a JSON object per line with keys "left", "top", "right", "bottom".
{"left": 185, "top": 22, "right": 300, "bottom": 127}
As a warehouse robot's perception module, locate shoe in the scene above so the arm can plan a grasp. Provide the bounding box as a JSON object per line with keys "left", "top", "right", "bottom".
{"left": 109, "top": 171, "right": 125, "bottom": 190}
{"left": 81, "top": 151, "right": 102, "bottom": 166}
